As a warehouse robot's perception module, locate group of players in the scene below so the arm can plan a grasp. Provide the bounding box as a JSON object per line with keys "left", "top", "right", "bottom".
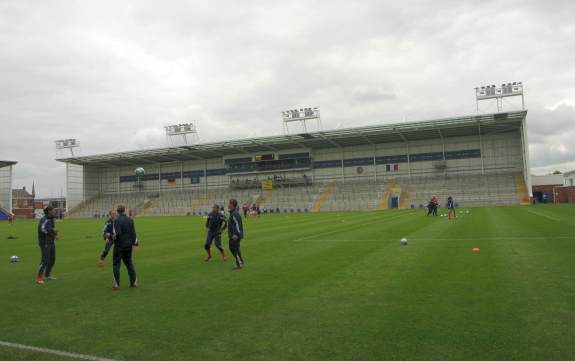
{"left": 36, "top": 199, "right": 245, "bottom": 290}
{"left": 426, "top": 196, "right": 456, "bottom": 219}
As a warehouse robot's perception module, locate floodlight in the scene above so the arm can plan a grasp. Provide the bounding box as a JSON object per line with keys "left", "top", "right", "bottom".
{"left": 475, "top": 81, "right": 525, "bottom": 112}
{"left": 55, "top": 138, "right": 80, "bottom": 156}
{"left": 164, "top": 121, "right": 199, "bottom": 146}
{"left": 281, "top": 106, "right": 321, "bottom": 134}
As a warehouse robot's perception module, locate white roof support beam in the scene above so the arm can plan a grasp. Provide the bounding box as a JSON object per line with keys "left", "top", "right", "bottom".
{"left": 436, "top": 127, "right": 446, "bottom": 160}
{"left": 478, "top": 122, "right": 485, "bottom": 175}
{"left": 252, "top": 141, "right": 280, "bottom": 151}
{"left": 357, "top": 131, "right": 375, "bottom": 145}
{"left": 223, "top": 143, "right": 252, "bottom": 155}
{"left": 394, "top": 129, "right": 411, "bottom": 177}
{"left": 318, "top": 134, "right": 342, "bottom": 148}
{"left": 285, "top": 136, "right": 309, "bottom": 149}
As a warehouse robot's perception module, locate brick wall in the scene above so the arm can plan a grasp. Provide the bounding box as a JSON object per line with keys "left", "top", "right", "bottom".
{"left": 532, "top": 185, "right": 561, "bottom": 203}
{"left": 555, "top": 186, "right": 575, "bottom": 203}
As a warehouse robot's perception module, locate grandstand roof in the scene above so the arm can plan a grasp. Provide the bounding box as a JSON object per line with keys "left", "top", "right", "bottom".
{"left": 0, "top": 161, "right": 17, "bottom": 168}
{"left": 57, "top": 110, "right": 527, "bottom": 167}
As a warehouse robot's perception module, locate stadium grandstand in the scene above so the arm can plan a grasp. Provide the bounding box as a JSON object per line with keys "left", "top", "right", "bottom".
{"left": 57, "top": 110, "right": 531, "bottom": 217}
{"left": 0, "top": 160, "right": 16, "bottom": 220}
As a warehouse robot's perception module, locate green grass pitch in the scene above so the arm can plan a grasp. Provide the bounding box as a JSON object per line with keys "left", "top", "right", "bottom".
{"left": 1, "top": 205, "right": 575, "bottom": 361}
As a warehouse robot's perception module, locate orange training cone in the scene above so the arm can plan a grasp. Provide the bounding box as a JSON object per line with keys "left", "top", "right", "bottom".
{"left": 472, "top": 247, "right": 480, "bottom": 253}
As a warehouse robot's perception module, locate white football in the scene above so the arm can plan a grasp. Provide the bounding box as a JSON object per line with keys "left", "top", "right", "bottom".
{"left": 400, "top": 238, "right": 408, "bottom": 245}
{"left": 10, "top": 255, "right": 19, "bottom": 263}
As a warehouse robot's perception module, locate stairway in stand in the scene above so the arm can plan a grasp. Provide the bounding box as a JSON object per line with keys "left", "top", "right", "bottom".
{"left": 311, "top": 182, "right": 336, "bottom": 212}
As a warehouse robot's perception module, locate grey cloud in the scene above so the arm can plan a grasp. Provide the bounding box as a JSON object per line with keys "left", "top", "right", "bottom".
{"left": 353, "top": 88, "right": 397, "bottom": 103}
{"left": 528, "top": 105, "right": 575, "bottom": 138}
{"left": 526, "top": 104, "right": 575, "bottom": 169}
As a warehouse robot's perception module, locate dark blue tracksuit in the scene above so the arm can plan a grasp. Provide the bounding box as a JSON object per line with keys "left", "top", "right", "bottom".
{"left": 447, "top": 198, "right": 456, "bottom": 218}
{"left": 112, "top": 214, "right": 138, "bottom": 287}
{"left": 205, "top": 211, "right": 227, "bottom": 251}
{"left": 228, "top": 209, "right": 244, "bottom": 267}
{"left": 37, "top": 215, "right": 57, "bottom": 277}
{"left": 100, "top": 218, "right": 114, "bottom": 260}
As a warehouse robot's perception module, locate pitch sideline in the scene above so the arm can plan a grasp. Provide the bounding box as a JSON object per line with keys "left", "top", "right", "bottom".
{"left": 292, "top": 211, "right": 416, "bottom": 242}
{"left": 525, "top": 208, "right": 561, "bottom": 222}
{"left": 0, "top": 340, "right": 120, "bottom": 361}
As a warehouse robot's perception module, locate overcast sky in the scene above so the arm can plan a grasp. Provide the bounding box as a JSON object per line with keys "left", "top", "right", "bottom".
{"left": 1, "top": 0, "right": 574, "bottom": 197}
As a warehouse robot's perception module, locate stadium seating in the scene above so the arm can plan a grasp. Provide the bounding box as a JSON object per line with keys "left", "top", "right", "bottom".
{"left": 67, "top": 171, "right": 523, "bottom": 217}
{"left": 69, "top": 193, "right": 148, "bottom": 218}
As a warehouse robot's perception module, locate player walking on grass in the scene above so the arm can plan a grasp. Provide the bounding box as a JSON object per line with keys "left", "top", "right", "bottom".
{"left": 112, "top": 205, "right": 139, "bottom": 290}
{"left": 36, "top": 206, "right": 57, "bottom": 284}
{"left": 204, "top": 204, "right": 228, "bottom": 261}
{"left": 227, "top": 199, "right": 245, "bottom": 270}
{"left": 98, "top": 211, "right": 116, "bottom": 267}
{"left": 447, "top": 196, "right": 456, "bottom": 220}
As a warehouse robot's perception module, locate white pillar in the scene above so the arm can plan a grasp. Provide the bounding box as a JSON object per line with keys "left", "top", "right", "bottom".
{"left": 479, "top": 124, "right": 485, "bottom": 175}
{"left": 180, "top": 161, "right": 184, "bottom": 191}
{"left": 521, "top": 118, "right": 533, "bottom": 197}
{"left": 158, "top": 163, "right": 161, "bottom": 194}
{"left": 341, "top": 148, "right": 345, "bottom": 183}
{"left": 373, "top": 145, "right": 377, "bottom": 183}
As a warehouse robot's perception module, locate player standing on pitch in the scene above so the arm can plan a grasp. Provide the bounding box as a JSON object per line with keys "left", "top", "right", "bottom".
{"left": 98, "top": 210, "right": 116, "bottom": 267}
{"left": 204, "top": 204, "right": 228, "bottom": 261}
{"left": 112, "top": 205, "right": 139, "bottom": 290}
{"left": 36, "top": 206, "right": 58, "bottom": 284}
{"left": 227, "top": 199, "right": 245, "bottom": 270}
{"left": 447, "top": 196, "right": 456, "bottom": 220}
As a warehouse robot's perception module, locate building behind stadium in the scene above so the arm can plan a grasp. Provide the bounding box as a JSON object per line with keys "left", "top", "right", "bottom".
{"left": 531, "top": 171, "right": 575, "bottom": 204}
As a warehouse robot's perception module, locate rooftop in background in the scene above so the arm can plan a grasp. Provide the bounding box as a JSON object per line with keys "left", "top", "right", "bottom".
{"left": 0, "top": 161, "right": 17, "bottom": 168}
{"left": 530, "top": 174, "right": 564, "bottom": 186}
{"left": 12, "top": 187, "right": 32, "bottom": 198}
{"left": 56, "top": 110, "right": 527, "bottom": 167}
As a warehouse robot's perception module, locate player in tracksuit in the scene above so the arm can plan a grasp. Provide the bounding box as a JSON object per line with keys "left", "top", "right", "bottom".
{"left": 427, "top": 196, "right": 439, "bottom": 216}
{"left": 227, "top": 199, "right": 245, "bottom": 270}
{"left": 447, "top": 196, "right": 456, "bottom": 220}
{"left": 98, "top": 211, "right": 116, "bottom": 267}
{"left": 204, "top": 205, "right": 228, "bottom": 261}
{"left": 36, "top": 206, "right": 57, "bottom": 284}
{"left": 112, "top": 205, "right": 139, "bottom": 290}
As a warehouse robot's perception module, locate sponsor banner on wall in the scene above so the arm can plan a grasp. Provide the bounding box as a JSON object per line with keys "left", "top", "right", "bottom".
{"left": 261, "top": 180, "right": 273, "bottom": 190}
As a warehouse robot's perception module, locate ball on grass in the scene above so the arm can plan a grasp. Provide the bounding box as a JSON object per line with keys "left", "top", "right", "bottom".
{"left": 10, "top": 255, "right": 19, "bottom": 263}
{"left": 400, "top": 238, "right": 408, "bottom": 246}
